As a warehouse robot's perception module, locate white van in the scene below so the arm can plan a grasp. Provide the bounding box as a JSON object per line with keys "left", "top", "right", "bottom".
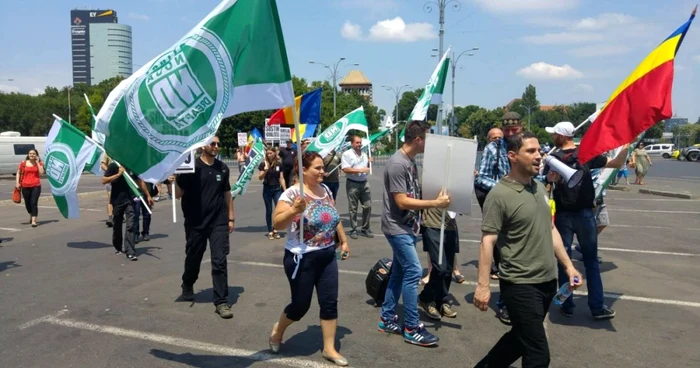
{"left": 644, "top": 143, "right": 675, "bottom": 159}
{"left": 0, "top": 132, "right": 47, "bottom": 176}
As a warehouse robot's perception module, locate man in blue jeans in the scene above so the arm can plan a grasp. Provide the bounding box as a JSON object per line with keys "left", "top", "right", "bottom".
{"left": 378, "top": 120, "right": 450, "bottom": 347}
{"left": 546, "top": 121, "right": 627, "bottom": 320}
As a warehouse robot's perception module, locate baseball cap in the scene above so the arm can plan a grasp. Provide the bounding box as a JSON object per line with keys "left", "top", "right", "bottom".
{"left": 545, "top": 121, "right": 575, "bottom": 137}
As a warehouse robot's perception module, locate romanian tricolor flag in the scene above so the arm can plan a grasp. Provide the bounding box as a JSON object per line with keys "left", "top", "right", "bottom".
{"left": 290, "top": 124, "right": 318, "bottom": 143}
{"left": 267, "top": 88, "right": 322, "bottom": 126}
{"left": 245, "top": 128, "right": 263, "bottom": 153}
{"left": 578, "top": 7, "right": 695, "bottom": 164}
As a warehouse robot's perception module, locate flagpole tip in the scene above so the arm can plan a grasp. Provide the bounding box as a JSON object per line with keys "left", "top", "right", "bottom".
{"left": 693, "top": 5, "right": 698, "bottom": 15}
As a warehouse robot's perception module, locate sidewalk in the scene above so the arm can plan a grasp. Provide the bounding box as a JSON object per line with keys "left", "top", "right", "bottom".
{"left": 609, "top": 178, "right": 700, "bottom": 199}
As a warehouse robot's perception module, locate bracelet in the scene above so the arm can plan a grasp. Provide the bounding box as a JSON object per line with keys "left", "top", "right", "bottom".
{"left": 229, "top": 219, "right": 235, "bottom": 222}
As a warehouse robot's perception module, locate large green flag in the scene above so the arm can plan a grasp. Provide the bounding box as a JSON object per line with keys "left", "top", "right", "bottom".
{"left": 44, "top": 117, "right": 101, "bottom": 219}
{"left": 305, "top": 106, "right": 368, "bottom": 157}
{"left": 399, "top": 47, "right": 451, "bottom": 141}
{"left": 95, "top": 0, "right": 294, "bottom": 183}
{"left": 231, "top": 138, "right": 265, "bottom": 198}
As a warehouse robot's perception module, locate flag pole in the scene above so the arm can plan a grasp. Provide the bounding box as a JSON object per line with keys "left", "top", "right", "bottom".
{"left": 291, "top": 102, "right": 304, "bottom": 246}
{"left": 53, "top": 114, "right": 152, "bottom": 215}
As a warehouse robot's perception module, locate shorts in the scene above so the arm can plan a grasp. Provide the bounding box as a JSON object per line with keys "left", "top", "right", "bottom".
{"left": 617, "top": 170, "right": 628, "bottom": 178}
{"left": 105, "top": 184, "right": 112, "bottom": 192}
{"left": 595, "top": 205, "right": 610, "bottom": 227}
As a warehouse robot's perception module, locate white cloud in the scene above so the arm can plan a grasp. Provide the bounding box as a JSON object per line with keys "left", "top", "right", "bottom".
{"left": 523, "top": 32, "right": 604, "bottom": 45}
{"left": 0, "top": 83, "right": 20, "bottom": 93}
{"left": 341, "top": 21, "right": 362, "bottom": 40}
{"left": 516, "top": 62, "right": 584, "bottom": 80}
{"left": 568, "top": 45, "right": 634, "bottom": 58}
{"left": 128, "top": 12, "right": 150, "bottom": 21}
{"left": 341, "top": 17, "right": 437, "bottom": 43}
{"left": 574, "top": 83, "right": 594, "bottom": 92}
{"left": 572, "top": 13, "right": 636, "bottom": 30}
{"left": 472, "top": 0, "right": 578, "bottom": 13}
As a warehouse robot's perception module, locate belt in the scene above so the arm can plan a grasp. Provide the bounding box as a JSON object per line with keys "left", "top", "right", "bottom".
{"left": 346, "top": 178, "right": 366, "bottom": 184}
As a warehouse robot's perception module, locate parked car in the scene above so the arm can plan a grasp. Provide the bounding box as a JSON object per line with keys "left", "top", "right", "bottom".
{"left": 644, "top": 143, "right": 675, "bottom": 159}
{"left": 679, "top": 144, "right": 700, "bottom": 162}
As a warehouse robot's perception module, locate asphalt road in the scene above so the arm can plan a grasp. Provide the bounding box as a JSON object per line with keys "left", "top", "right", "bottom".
{"left": 643, "top": 158, "right": 700, "bottom": 181}
{"left": 0, "top": 174, "right": 107, "bottom": 202}
{"left": 1, "top": 168, "right": 700, "bottom": 367}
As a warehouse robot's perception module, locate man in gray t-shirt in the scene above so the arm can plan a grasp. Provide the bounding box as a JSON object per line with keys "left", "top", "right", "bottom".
{"left": 378, "top": 120, "right": 450, "bottom": 348}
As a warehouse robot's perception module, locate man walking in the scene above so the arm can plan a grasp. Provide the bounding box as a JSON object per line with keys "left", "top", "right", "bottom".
{"left": 378, "top": 120, "right": 450, "bottom": 347}
{"left": 278, "top": 139, "right": 296, "bottom": 186}
{"left": 102, "top": 163, "right": 153, "bottom": 261}
{"left": 545, "top": 121, "right": 625, "bottom": 320}
{"left": 474, "top": 132, "right": 583, "bottom": 367}
{"left": 342, "top": 135, "right": 373, "bottom": 239}
{"left": 172, "top": 136, "right": 236, "bottom": 319}
{"left": 322, "top": 149, "right": 341, "bottom": 201}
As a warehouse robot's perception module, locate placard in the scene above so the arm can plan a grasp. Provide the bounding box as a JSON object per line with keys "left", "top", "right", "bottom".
{"left": 237, "top": 132, "right": 248, "bottom": 146}
{"left": 174, "top": 150, "right": 196, "bottom": 174}
{"left": 421, "top": 134, "right": 478, "bottom": 215}
{"left": 280, "top": 127, "right": 291, "bottom": 141}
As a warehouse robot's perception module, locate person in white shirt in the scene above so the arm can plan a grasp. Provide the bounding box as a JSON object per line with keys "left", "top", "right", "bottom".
{"left": 341, "top": 135, "right": 373, "bottom": 239}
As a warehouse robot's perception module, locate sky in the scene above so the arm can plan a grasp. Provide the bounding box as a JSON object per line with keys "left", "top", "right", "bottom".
{"left": 1, "top": 0, "right": 699, "bottom": 123}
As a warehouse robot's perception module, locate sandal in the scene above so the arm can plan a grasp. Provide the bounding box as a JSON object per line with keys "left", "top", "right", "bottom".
{"left": 273, "top": 231, "right": 281, "bottom": 239}
{"left": 267, "top": 232, "right": 275, "bottom": 240}
{"left": 453, "top": 274, "right": 465, "bottom": 283}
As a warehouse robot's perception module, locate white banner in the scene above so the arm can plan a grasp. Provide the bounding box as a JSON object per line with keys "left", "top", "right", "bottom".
{"left": 237, "top": 132, "right": 248, "bottom": 146}
{"left": 174, "top": 151, "right": 196, "bottom": 174}
{"left": 280, "top": 127, "right": 291, "bottom": 141}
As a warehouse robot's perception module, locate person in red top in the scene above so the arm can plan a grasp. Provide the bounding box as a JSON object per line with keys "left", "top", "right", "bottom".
{"left": 15, "top": 149, "right": 45, "bottom": 227}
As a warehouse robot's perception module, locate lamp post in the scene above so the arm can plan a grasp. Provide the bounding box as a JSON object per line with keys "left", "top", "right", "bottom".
{"left": 309, "top": 58, "right": 359, "bottom": 117}
{"left": 424, "top": 0, "right": 462, "bottom": 62}
{"left": 382, "top": 84, "right": 411, "bottom": 151}
{"left": 67, "top": 86, "right": 72, "bottom": 125}
{"left": 449, "top": 48, "right": 478, "bottom": 136}
{"left": 523, "top": 104, "right": 534, "bottom": 131}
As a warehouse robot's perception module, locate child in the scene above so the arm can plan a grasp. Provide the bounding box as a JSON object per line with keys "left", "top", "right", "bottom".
{"left": 615, "top": 158, "right": 630, "bottom": 185}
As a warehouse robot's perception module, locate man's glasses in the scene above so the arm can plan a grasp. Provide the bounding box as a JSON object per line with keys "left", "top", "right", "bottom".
{"left": 209, "top": 142, "right": 220, "bottom": 147}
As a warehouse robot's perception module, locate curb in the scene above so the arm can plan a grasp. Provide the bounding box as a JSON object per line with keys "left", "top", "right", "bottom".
{"left": 638, "top": 189, "right": 696, "bottom": 200}
{"left": 607, "top": 185, "right": 632, "bottom": 192}
{"left": 0, "top": 190, "right": 105, "bottom": 207}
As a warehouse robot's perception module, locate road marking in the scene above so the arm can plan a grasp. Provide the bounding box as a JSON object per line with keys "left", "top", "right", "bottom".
{"left": 227, "top": 261, "right": 700, "bottom": 308}
{"left": 598, "top": 247, "right": 700, "bottom": 257}
{"left": 607, "top": 208, "right": 700, "bottom": 214}
{"left": 460, "top": 239, "right": 480, "bottom": 243}
{"left": 0, "top": 227, "right": 22, "bottom": 232}
{"left": 22, "top": 313, "right": 329, "bottom": 368}
{"left": 681, "top": 176, "right": 700, "bottom": 180}
{"left": 38, "top": 205, "right": 102, "bottom": 212}
{"left": 19, "top": 309, "right": 69, "bottom": 330}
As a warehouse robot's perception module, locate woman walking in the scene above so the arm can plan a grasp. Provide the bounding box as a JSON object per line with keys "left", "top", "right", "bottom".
{"left": 268, "top": 152, "right": 351, "bottom": 366}
{"left": 259, "top": 148, "right": 286, "bottom": 240}
{"left": 632, "top": 142, "right": 652, "bottom": 185}
{"left": 15, "top": 149, "right": 44, "bottom": 227}
{"left": 236, "top": 148, "right": 247, "bottom": 176}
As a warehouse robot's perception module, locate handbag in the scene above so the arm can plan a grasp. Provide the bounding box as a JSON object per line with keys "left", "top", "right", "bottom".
{"left": 12, "top": 162, "right": 25, "bottom": 204}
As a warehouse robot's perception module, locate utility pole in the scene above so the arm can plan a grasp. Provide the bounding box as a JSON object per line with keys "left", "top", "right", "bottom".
{"left": 524, "top": 105, "right": 534, "bottom": 131}
{"left": 424, "top": 0, "right": 461, "bottom": 135}
{"left": 449, "top": 48, "right": 478, "bottom": 136}
{"left": 382, "top": 84, "right": 411, "bottom": 151}
{"left": 67, "top": 86, "right": 72, "bottom": 125}
{"left": 309, "top": 58, "right": 359, "bottom": 118}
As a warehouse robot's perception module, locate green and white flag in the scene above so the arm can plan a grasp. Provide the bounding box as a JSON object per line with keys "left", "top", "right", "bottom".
{"left": 399, "top": 47, "right": 451, "bottom": 141}
{"left": 231, "top": 138, "right": 265, "bottom": 198}
{"left": 306, "top": 106, "right": 369, "bottom": 158}
{"left": 85, "top": 94, "right": 105, "bottom": 145}
{"left": 45, "top": 117, "right": 101, "bottom": 219}
{"left": 95, "top": 0, "right": 294, "bottom": 183}
{"left": 83, "top": 147, "right": 104, "bottom": 177}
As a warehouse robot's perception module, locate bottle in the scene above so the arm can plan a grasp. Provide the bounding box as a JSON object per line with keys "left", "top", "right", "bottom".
{"left": 553, "top": 277, "right": 580, "bottom": 306}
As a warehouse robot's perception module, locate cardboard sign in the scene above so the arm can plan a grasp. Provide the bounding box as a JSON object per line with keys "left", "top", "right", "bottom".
{"left": 174, "top": 150, "right": 196, "bottom": 174}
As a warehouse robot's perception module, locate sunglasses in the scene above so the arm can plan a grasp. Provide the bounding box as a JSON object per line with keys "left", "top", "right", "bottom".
{"left": 209, "top": 142, "right": 221, "bottom": 147}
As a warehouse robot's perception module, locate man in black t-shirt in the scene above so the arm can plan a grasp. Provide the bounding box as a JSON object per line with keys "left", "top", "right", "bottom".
{"left": 102, "top": 163, "right": 154, "bottom": 261}
{"left": 545, "top": 121, "right": 627, "bottom": 320}
{"left": 278, "top": 139, "right": 296, "bottom": 186}
{"left": 172, "top": 136, "right": 235, "bottom": 319}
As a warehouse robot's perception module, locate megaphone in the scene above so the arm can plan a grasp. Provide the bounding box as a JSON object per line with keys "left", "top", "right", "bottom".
{"left": 545, "top": 155, "right": 584, "bottom": 189}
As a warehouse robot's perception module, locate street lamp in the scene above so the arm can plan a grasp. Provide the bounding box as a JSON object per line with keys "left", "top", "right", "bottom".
{"left": 382, "top": 84, "right": 411, "bottom": 151}
{"left": 0, "top": 78, "right": 14, "bottom": 82}
{"left": 423, "top": 0, "right": 462, "bottom": 58}
{"left": 309, "top": 58, "right": 359, "bottom": 117}
{"left": 449, "top": 47, "right": 478, "bottom": 135}
{"left": 523, "top": 104, "right": 535, "bottom": 131}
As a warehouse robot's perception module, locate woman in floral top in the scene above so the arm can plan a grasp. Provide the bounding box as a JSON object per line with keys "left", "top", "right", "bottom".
{"left": 268, "top": 151, "right": 351, "bottom": 366}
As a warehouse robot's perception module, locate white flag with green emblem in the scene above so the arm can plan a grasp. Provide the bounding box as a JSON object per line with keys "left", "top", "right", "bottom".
{"left": 399, "top": 47, "right": 451, "bottom": 141}
{"left": 231, "top": 138, "right": 265, "bottom": 198}
{"left": 45, "top": 117, "right": 101, "bottom": 219}
{"left": 95, "top": 0, "right": 295, "bottom": 183}
{"left": 305, "top": 106, "right": 369, "bottom": 158}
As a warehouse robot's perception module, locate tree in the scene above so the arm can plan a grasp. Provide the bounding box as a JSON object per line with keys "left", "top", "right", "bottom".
{"left": 645, "top": 121, "right": 666, "bottom": 139}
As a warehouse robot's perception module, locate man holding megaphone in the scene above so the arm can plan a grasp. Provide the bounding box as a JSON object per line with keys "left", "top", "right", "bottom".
{"left": 545, "top": 121, "right": 628, "bottom": 321}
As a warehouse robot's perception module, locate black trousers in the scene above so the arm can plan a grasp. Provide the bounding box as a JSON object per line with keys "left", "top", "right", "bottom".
{"left": 182, "top": 224, "right": 230, "bottom": 306}
{"left": 133, "top": 200, "right": 151, "bottom": 236}
{"left": 112, "top": 201, "right": 136, "bottom": 256}
{"left": 21, "top": 186, "right": 41, "bottom": 217}
{"left": 419, "top": 227, "right": 457, "bottom": 306}
{"left": 283, "top": 247, "right": 339, "bottom": 321}
{"left": 475, "top": 279, "right": 557, "bottom": 368}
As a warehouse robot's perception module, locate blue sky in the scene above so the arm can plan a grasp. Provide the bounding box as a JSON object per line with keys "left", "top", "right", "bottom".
{"left": 1, "top": 0, "right": 699, "bottom": 123}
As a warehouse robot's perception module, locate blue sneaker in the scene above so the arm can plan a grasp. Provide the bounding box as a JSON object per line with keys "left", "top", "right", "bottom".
{"left": 378, "top": 315, "right": 402, "bottom": 335}
{"left": 403, "top": 324, "right": 439, "bottom": 347}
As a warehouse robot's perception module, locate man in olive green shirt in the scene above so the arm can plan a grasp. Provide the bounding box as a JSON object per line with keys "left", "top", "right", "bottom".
{"left": 418, "top": 208, "right": 458, "bottom": 320}
{"left": 473, "top": 132, "right": 583, "bottom": 368}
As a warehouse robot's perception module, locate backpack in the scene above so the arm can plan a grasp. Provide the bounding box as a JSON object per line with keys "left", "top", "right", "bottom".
{"left": 550, "top": 149, "right": 595, "bottom": 211}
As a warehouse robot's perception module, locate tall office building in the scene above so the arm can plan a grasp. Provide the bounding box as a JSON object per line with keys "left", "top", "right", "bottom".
{"left": 70, "top": 9, "right": 133, "bottom": 86}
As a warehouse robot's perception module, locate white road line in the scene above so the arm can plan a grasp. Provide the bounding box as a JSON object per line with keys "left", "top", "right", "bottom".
{"left": 24, "top": 314, "right": 328, "bottom": 368}
{"left": 609, "top": 224, "right": 700, "bottom": 231}
{"left": 607, "top": 209, "right": 700, "bottom": 214}
{"left": 460, "top": 239, "right": 480, "bottom": 243}
{"left": 598, "top": 247, "right": 699, "bottom": 257}
{"left": 226, "top": 261, "right": 700, "bottom": 308}
{"left": 0, "top": 227, "right": 22, "bottom": 232}
{"left": 18, "top": 309, "right": 68, "bottom": 330}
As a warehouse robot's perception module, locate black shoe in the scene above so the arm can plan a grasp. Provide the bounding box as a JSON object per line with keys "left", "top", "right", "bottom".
{"left": 560, "top": 307, "right": 574, "bottom": 318}
{"left": 142, "top": 234, "right": 150, "bottom": 242}
{"left": 127, "top": 254, "right": 138, "bottom": 261}
{"left": 499, "top": 307, "right": 511, "bottom": 325}
{"left": 181, "top": 285, "right": 194, "bottom": 301}
{"left": 592, "top": 306, "right": 616, "bottom": 320}
{"left": 360, "top": 229, "right": 374, "bottom": 238}
{"left": 106, "top": 216, "right": 113, "bottom": 227}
